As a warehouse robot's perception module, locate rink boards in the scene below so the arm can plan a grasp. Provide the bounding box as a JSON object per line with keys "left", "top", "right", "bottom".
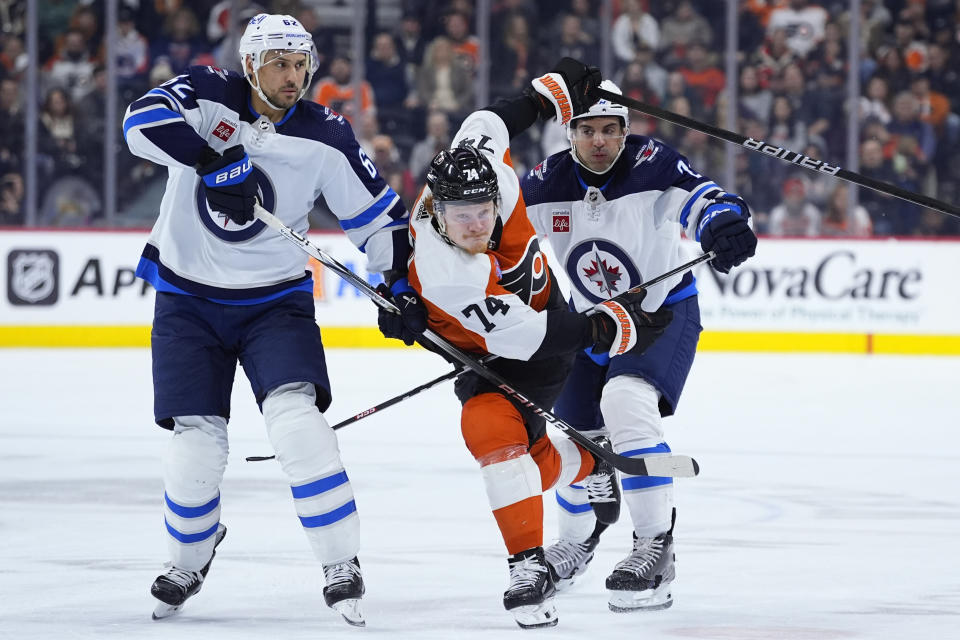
{"left": 0, "top": 230, "right": 958, "bottom": 355}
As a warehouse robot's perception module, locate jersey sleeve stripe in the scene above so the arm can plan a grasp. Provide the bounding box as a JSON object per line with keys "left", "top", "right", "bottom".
{"left": 147, "top": 87, "right": 187, "bottom": 111}
{"left": 339, "top": 188, "right": 400, "bottom": 230}
{"left": 678, "top": 181, "right": 719, "bottom": 228}
{"left": 122, "top": 107, "right": 184, "bottom": 139}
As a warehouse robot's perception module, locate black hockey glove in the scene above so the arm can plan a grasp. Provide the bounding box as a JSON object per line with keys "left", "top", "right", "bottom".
{"left": 528, "top": 57, "right": 602, "bottom": 125}
{"left": 698, "top": 193, "right": 757, "bottom": 274}
{"left": 587, "top": 289, "right": 673, "bottom": 359}
{"left": 196, "top": 145, "right": 259, "bottom": 225}
{"left": 375, "top": 278, "right": 427, "bottom": 346}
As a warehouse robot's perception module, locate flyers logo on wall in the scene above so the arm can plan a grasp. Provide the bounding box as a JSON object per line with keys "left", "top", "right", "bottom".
{"left": 7, "top": 249, "right": 59, "bottom": 306}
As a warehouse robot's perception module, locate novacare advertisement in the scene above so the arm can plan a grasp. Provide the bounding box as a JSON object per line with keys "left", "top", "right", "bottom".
{"left": 1, "top": 231, "right": 958, "bottom": 353}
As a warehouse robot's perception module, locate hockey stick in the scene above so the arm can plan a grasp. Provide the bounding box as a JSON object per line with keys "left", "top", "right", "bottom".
{"left": 254, "top": 204, "right": 699, "bottom": 478}
{"left": 246, "top": 364, "right": 465, "bottom": 462}
{"left": 598, "top": 88, "right": 960, "bottom": 221}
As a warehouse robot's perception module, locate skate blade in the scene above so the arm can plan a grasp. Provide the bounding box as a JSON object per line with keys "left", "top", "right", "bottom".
{"left": 151, "top": 602, "right": 183, "bottom": 620}
{"left": 509, "top": 601, "right": 559, "bottom": 629}
{"left": 608, "top": 584, "right": 673, "bottom": 612}
{"left": 331, "top": 598, "right": 365, "bottom": 627}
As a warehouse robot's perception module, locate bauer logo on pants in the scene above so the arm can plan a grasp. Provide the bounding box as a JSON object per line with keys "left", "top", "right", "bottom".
{"left": 7, "top": 249, "right": 59, "bottom": 306}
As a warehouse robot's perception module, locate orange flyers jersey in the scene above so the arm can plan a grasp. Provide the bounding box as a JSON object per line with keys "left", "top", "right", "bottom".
{"left": 408, "top": 110, "right": 555, "bottom": 360}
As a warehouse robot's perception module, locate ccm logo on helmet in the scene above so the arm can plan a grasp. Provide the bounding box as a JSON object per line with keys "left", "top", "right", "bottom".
{"left": 215, "top": 160, "right": 252, "bottom": 184}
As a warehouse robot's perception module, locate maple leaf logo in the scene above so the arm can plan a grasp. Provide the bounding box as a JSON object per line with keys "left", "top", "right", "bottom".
{"left": 582, "top": 247, "right": 622, "bottom": 296}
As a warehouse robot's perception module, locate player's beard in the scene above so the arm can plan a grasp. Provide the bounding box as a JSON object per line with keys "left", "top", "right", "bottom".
{"left": 266, "top": 84, "right": 300, "bottom": 109}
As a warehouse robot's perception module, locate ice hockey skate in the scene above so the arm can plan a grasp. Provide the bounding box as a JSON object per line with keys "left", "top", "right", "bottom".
{"left": 503, "top": 547, "right": 558, "bottom": 629}
{"left": 151, "top": 523, "right": 227, "bottom": 620}
{"left": 606, "top": 525, "right": 675, "bottom": 612}
{"left": 323, "top": 556, "right": 365, "bottom": 627}
{"left": 544, "top": 535, "right": 599, "bottom": 591}
{"left": 583, "top": 436, "right": 621, "bottom": 525}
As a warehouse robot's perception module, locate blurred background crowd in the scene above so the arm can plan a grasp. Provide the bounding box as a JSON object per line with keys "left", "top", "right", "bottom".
{"left": 1, "top": 0, "right": 959, "bottom": 237}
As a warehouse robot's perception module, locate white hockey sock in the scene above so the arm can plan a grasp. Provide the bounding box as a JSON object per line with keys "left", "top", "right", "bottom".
{"left": 163, "top": 415, "right": 228, "bottom": 571}
{"left": 263, "top": 382, "right": 359, "bottom": 565}
{"left": 549, "top": 431, "right": 605, "bottom": 543}
{"left": 601, "top": 376, "right": 674, "bottom": 537}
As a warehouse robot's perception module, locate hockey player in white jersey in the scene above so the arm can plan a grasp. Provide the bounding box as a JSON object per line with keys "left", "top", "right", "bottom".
{"left": 376, "top": 59, "right": 672, "bottom": 628}
{"left": 521, "top": 81, "right": 757, "bottom": 611}
{"left": 123, "top": 13, "right": 412, "bottom": 625}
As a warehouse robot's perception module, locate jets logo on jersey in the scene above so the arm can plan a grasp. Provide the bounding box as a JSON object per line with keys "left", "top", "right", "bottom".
{"left": 633, "top": 139, "right": 660, "bottom": 168}
{"left": 566, "top": 239, "right": 641, "bottom": 303}
{"left": 498, "top": 236, "right": 548, "bottom": 304}
{"left": 195, "top": 163, "right": 276, "bottom": 242}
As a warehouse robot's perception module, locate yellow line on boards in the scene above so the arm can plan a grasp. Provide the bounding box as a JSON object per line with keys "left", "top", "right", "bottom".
{"left": 1, "top": 327, "right": 959, "bottom": 355}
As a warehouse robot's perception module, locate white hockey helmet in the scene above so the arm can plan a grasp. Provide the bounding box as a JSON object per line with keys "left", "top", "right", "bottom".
{"left": 567, "top": 80, "right": 630, "bottom": 174}
{"left": 238, "top": 13, "right": 320, "bottom": 110}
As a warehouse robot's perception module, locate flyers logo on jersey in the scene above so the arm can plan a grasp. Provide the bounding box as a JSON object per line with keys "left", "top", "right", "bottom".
{"left": 553, "top": 211, "right": 570, "bottom": 233}
{"left": 213, "top": 119, "right": 236, "bottom": 141}
{"left": 498, "top": 236, "right": 548, "bottom": 304}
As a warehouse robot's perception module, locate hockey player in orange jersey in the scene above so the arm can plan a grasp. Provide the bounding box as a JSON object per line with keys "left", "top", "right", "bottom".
{"left": 375, "top": 59, "right": 673, "bottom": 629}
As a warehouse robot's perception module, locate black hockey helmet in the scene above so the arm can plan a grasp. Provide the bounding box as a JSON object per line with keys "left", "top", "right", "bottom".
{"left": 426, "top": 144, "right": 499, "bottom": 203}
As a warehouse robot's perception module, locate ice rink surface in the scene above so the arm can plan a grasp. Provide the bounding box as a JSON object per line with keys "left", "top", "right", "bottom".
{"left": 1, "top": 347, "right": 958, "bottom": 639}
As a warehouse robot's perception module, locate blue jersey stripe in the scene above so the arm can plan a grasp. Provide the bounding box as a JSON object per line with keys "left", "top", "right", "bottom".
{"left": 340, "top": 190, "right": 399, "bottom": 231}
{"left": 291, "top": 471, "right": 349, "bottom": 499}
{"left": 678, "top": 182, "right": 718, "bottom": 228}
{"left": 298, "top": 500, "right": 358, "bottom": 528}
{"left": 123, "top": 107, "right": 183, "bottom": 139}
{"left": 164, "top": 492, "right": 220, "bottom": 518}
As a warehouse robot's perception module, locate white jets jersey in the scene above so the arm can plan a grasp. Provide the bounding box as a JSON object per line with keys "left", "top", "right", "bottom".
{"left": 408, "top": 110, "right": 559, "bottom": 360}
{"left": 522, "top": 136, "right": 723, "bottom": 313}
{"left": 123, "top": 65, "right": 408, "bottom": 303}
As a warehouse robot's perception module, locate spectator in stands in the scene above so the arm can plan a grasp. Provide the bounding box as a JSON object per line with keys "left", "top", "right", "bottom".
{"left": 888, "top": 91, "right": 936, "bottom": 164}
{"left": 490, "top": 13, "right": 535, "bottom": 99}
{"left": 677, "top": 43, "right": 725, "bottom": 109}
{"left": 39, "top": 87, "right": 83, "bottom": 176}
{"left": 908, "top": 74, "right": 951, "bottom": 134}
{"left": 45, "top": 28, "right": 96, "bottom": 102}
{"left": 910, "top": 207, "right": 960, "bottom": 236}
{"left": 554, "top": 14, "right": 600, "bottom": 69}
{"left": 752, "top": 28, "right": 796, "bottom": 89}
{"left": 312, "top": 55, "right": 375, "bottom": 126}
{"left": 630, "top": 44, "right": 668, "bottom": 101}
{"left": 442, "top": 10, "right": 479, "bottom": 72}
{"left": 821, "top": 183, "right": 873, "bottom": 237}
{"left": 367, "top": 32, "right": 409, "bottom": 115}
{"left": 768, "top": 177, "right": 821, "bottom": 236}
{"left": 395, "top": 12, "right": 427, "bottom": 88}
{"left": 150, "top": 7, "right": 209, "bottom": 76}
{"left": 859, "top": 75, "right": 892, "bottom": 125}
{"left": 858, "top": 137, "right": 900, "bottom": 235}
{"left": 0, "top": 35, "right": 27, "bottom": 79}
{"left": 116, "top": 8, "right": 150, "bottom": 95}
{"left": 872, "top": 46, "right": 911, "bottom": 95}
{"left": 926, "top": 44, "right": 960, "bottom": 99}
{"left": 611, "top": 0, "right": 660, "bottom": 70}
{"left": 619, "top": 60, "right": 660, "bottom": 111}
{"left": 658, "top": 1, "right": 712, "bottom": 58}
{"left": 0, "top": 76, "right": 23, "bottom": 173}
{"left": 0, "top": 172, "right": 24, "bottom": 226}
{"left": 409, "top": 110, "right": 451, "bottom": 182}
{"left": 768, "top": 95, "right": 807, "bottom": 153}
{"left": 565, "top": 0, "right": 602, "bottom": 45}
{"left": 414, "top": 36, "right": 473, "bottom": 121}
{"left": 805, "top": 66, "right": 846, "bottom": 160}
{"left": 738, "top": 65, "right": 772, "bottom": 125}
{"left": 369, "top": 133, "right": 415, "bottom": 208}
{"left": 767, "top": 0, "right": 828, "bottom": 59}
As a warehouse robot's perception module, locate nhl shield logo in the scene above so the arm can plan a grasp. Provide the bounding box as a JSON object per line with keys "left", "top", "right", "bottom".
{"left": 7, "top": 249, "right": 59, "bottom": 305}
